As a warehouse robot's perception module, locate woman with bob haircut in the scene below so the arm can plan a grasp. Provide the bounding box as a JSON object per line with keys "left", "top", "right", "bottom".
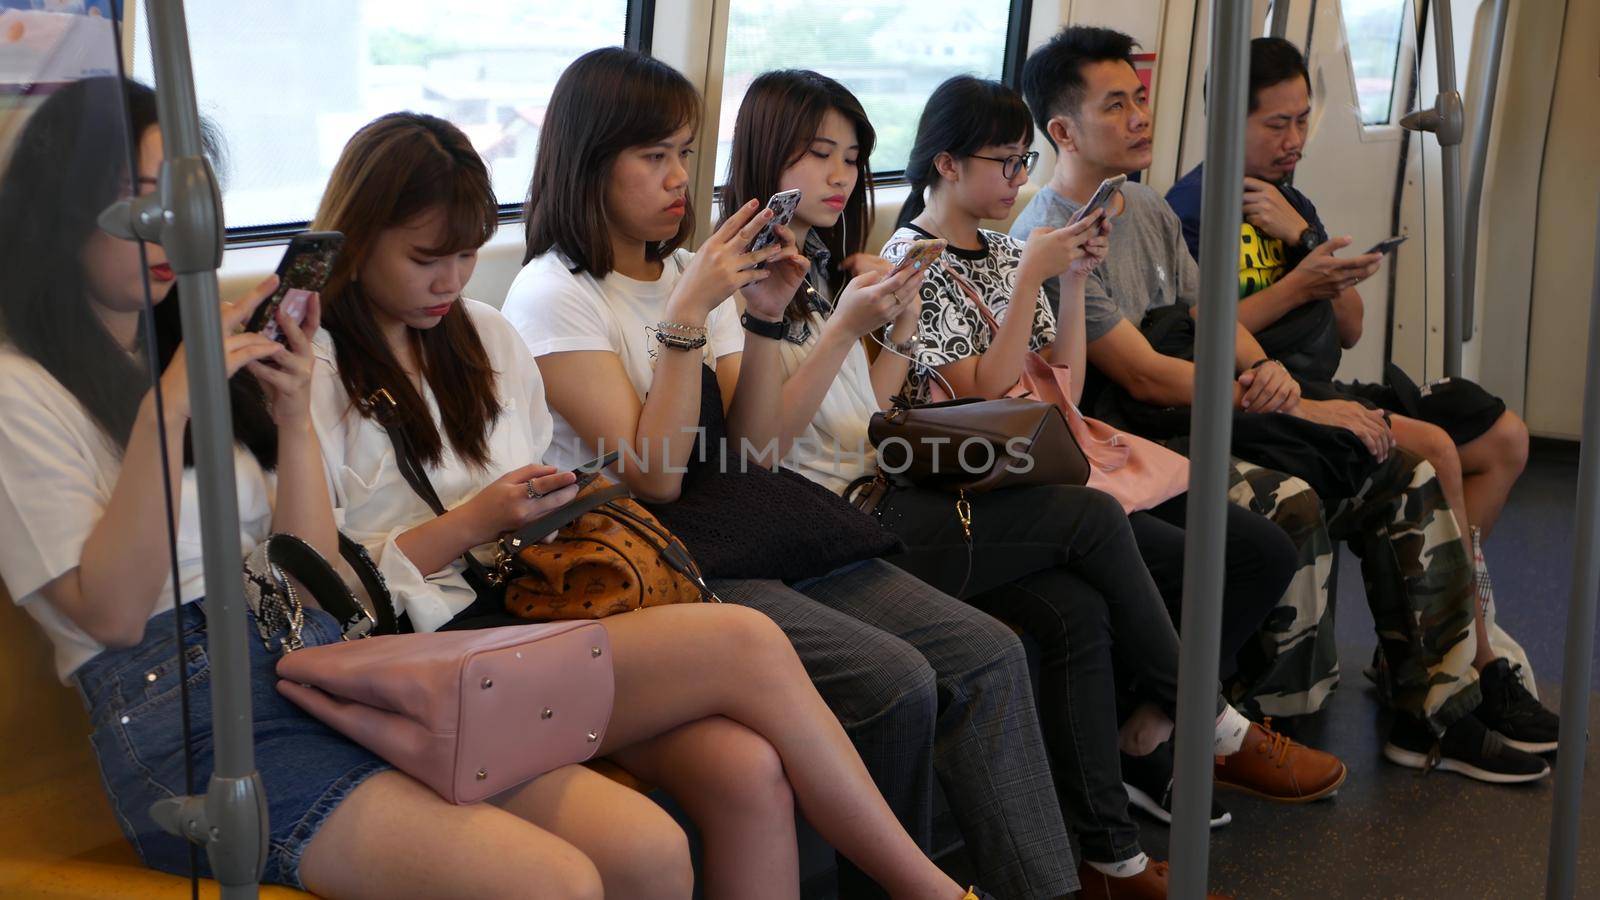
{"left": 307, "top": 109, "right": 987, "bottom": 900}
{"left": 502, "top": 46, "right": 1067, "bottom": 900}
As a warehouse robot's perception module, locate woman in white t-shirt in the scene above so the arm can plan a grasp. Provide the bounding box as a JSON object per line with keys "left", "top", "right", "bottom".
{"left": 308, "top": 111, "right": 973, "bottom": 900}
{"left": 502, "top": 47, "right": 1070, "bottom": 900}
{"left": 723, "top": 70, "right": 1353, "bottom": 896}
{"left": 0, "top": 77, "right": 599, "bottom": 898}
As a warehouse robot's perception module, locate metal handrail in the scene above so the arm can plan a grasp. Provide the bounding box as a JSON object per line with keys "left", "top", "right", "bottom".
{"left": 1461, "top": 0, "right": 1511, "bottom": 339}
{"left": 1545, "top": 195, "right": 1600, "bottom": 900}
{"left": 1167, "top": 0, "right": 1249, "bottom": 896}
{"left": 125, "top": 1, "right": 265, "bottom": 894}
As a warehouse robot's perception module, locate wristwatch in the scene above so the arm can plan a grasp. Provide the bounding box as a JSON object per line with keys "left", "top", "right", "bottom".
{"left": 1295, "top": 225, "right": 1325, "bottom": 254}
{"left": 740, "top": 311, "right": 786, "bottom": 341}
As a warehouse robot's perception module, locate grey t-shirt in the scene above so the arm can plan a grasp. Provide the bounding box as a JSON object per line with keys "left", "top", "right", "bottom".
{"left": 1009, "top": 180, "right": 1199, "bottom": 342}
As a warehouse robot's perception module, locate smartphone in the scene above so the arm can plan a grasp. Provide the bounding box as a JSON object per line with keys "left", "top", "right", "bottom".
{"left": 1068, "top": 174, "right": 1127, "bottom": 226}
{"left": 1363, "top": 235, "right": 1408, "bottom": 256}
{"left": 572, "top": 450, "right": 622, "bottom": 491}
{"left": 891, "top": 238, "right": 947, "bottom": 274}
{"left": 746, "top": 189, "right": 803, "bottom": 256}
{"left": 246, "top": 231, "right": 343, "bottom": 343}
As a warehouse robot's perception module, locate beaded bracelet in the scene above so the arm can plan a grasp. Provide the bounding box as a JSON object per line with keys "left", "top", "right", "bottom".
{"left": 656, "top": 320, "right": 708, "bottom": 338}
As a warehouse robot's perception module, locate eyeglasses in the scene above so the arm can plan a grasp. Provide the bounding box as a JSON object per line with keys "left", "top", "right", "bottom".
{"left": 969, "top": 150, "right": 1040, "bottom": 181}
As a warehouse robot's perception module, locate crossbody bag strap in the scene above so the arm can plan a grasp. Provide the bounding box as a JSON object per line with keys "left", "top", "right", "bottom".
{"left": 362, "top": 387, "right": 498, "bottom": 588}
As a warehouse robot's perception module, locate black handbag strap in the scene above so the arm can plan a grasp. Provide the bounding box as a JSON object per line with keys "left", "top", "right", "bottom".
{"left": 363, "top": 387, "right": 498, "bottom": 588}
{"left": 256, "top": 533, "right": 393, "bottom": 639}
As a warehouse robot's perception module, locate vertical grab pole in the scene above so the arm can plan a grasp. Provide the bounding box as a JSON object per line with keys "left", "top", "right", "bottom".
{"left": 1269, "top": 0, "right": 1291, "bottom": 39}
{"left": 1544, "top": 198, "right": 1600, "bottom": 900}
{"left": 1168, "top": 1, "right": 1249, "bottom": 897}
{"left": 1460, "top": 0, "right": 1510, "bottom": 339}
{"left": 142, "top": 0, "right": 266, "bottom": 894}
{"left": 1432, "top": 0, "right": 1466, "bottom": 377}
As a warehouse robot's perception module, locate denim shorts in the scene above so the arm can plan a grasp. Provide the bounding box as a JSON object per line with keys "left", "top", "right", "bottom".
{"left": 74, "top": 600, "right": 391, "bottom": 890}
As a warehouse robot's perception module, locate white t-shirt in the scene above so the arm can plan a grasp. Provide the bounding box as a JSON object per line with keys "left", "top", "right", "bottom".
{"left": 0, "top": 347, "right": 273, "bottom": 681}
{"left": 309, "top": 299, "right": 555, "bottom": 635}
{"left": 500, "top": 249, "right": 743, "bottom": 470}
{"left": 775, "top": 325, "right": 880, "bottom": 495}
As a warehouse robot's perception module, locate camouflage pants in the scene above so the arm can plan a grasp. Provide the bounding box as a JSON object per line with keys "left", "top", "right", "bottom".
{"left": 1224, "top": 451, "right": 1484, "bottom": 731}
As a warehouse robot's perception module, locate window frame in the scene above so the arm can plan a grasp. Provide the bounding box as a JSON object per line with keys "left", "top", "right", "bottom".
{"left": 215, "top": 1, "right": 657, "bottom": 245}
{"left": 216, "top": 0, "right": 1040, "bottom": 244}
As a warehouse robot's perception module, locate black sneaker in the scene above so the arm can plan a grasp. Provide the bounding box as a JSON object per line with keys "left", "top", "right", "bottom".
{"left": 1122, "top": 742, "right": 1232, "bottom": 829}
{"left": 1475, "top": 658, "right": 1560, "bottom": 754}
{"left": 1383, "top": 713, "right": 1549, "bottom": 784}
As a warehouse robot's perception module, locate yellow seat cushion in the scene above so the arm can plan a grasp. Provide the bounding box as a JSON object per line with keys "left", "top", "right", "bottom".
{"left": 0, "top": 586, "right": 307, "bottom": 898}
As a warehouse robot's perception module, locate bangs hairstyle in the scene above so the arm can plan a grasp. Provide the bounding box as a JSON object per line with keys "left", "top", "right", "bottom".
{"left": 1022, "top": 26, "right": 1138, "bottom": 150}
{"left": 523, "top": 47, "right": 702, "bottom": 275}
{"left": 0, "top": 76, "right": 275, "bottom": 467}
{"left": 722, "top": 69, "right": 876, "bottom": 319}
{"left": 314, "top": 112, "right": 503, "bottom": 469}
{"left": 898, "top": 76, "right": 1034, "bottom": 228}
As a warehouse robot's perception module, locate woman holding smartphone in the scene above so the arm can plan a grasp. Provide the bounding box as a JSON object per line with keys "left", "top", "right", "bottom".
{"left": 501, "top": 47, "right": 1069, "bottom": 900}
{"left": 722, "top": 70, "right": 1348, "bottom": 899}
{"left": 306, "top": 109, "right": 986, "bottom": 900}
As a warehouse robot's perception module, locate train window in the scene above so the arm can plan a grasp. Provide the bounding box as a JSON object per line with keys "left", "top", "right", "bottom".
{"left": 715, "top": 1, "right": 1019, "bottom": 182}
{"left": 133, "top": 1, "right": 630, "bottom": 237}
{"left": 1339, "top": 0, "right": 1408, "bottom": 126}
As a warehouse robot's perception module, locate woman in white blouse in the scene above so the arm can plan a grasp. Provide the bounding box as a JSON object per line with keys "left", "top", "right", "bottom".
{"left": 307, "top": 110, "right": 975, "bottom": 900}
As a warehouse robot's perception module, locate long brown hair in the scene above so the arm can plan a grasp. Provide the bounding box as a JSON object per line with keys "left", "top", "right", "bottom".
{"left": 722, "top": 70, "right": 876, "bottom": 321}
{"left": 315, "top": 112, "right": 502, "bottom": 468}
{"left": 523, "top": 47, "right": 701, "bottom": 275}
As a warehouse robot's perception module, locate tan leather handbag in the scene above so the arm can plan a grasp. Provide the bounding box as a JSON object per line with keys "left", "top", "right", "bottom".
{"left": 490, "top": 479, "right": 716, "bottom": 621}
{"left": 364, "top": 388, "right": 717, "bottom": 627}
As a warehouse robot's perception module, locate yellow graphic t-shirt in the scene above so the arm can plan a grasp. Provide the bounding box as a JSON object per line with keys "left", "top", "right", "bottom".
{"left": 1239, "top": 222, "right": 1286, "bottom": 297}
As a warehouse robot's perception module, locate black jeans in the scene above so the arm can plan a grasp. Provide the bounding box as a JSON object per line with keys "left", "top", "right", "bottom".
{"left": 1128, "top": 494, "right": 1298, "bottom": 680}
{"left": 879, "top": 484, "right": 1220, "bottom": 864}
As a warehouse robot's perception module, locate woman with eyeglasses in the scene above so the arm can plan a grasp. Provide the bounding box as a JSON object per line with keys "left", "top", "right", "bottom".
{"left": 872, "top": 75, "right": 1347, "bottom": 898}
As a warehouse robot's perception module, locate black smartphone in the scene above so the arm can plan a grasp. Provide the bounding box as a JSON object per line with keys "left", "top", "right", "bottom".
{"left": 572, "top": 450, "right": 622, "bottom": 490}
{"left": 1364, "top": 235, "right": 1408, "bottom": 256}
{"left": 246, "top": 231, "right": 343, "bottom": 342}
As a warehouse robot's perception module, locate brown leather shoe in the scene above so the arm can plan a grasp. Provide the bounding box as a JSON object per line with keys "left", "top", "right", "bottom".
{"left": 1213, "top": 720, "right": 1347, "bottom": 802}
{"left": 1076, "top": 859, "right": 1232, "bottom": 899}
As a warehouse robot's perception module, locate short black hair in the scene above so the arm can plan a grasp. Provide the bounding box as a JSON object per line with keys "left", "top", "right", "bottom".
{"left": 1021, "top": 26, "right": 1139, "bottom": 151}
{"left": 1249, "top": 37, "right": 1311, "bottom": 112}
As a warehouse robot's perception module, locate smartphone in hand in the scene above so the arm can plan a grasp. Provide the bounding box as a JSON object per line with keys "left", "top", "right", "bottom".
{"left": 1363, "top": 235, "right": 1408, "bottom": 256}
{"left": 571, "top": 450, "right": 622, "bottom": 491}
{"left": 1068, "top": 174, "right": 1127, "bottom": 226}
{"left": 746, "top": 189, "right": 803, "bottom": 256}
{"left": 246, "top": 231, "right": 343, "bottom": 343}
{"left": 891, "top": 238, "right": 947, "bottom": 274}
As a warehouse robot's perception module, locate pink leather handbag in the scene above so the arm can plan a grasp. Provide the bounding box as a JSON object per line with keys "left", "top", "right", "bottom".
{"left": 940, "top": 271, "right": 1190, "bottom": 514}
{"left": 245, "top": 535, "right": 615, "bottom": 805}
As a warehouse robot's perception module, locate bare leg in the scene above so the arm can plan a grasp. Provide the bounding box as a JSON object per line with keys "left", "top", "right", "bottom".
{"left": 596, "top": 603, "right": 963, "bottom": 900}
{"left": 1456, "top": 410, "right": 1530, "bottom": 538}
{"left": 298, "top": 769, "right": 605, "bottom": 900}
{"left": 493, "top": 763, "right": 694, "bottom": 900}
{"left": 611, "top": 716, "right": 800, "bottom": 900}
{"left": 1392, "top": 415, "right": 1496, "bottom": 667}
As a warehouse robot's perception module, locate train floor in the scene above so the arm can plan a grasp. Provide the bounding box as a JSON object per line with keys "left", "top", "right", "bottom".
{"left": 937, "top": 442, "right": 1598, "bottom": 899}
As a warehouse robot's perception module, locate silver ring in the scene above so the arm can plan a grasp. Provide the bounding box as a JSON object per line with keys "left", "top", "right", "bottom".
{"left": 525, "top": 481, "right": 544, "bottom": 500}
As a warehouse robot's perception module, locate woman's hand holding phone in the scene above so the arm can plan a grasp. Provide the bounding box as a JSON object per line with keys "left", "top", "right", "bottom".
{"left": 246, "top": 284, "right": 324, "bottom": 429}
{"left": 154, "top": 275, "right": 289, "bottom": 427}
{"left": 670, "top": 199, "right": 806, "bottom": 322}
{"left": 829, "top": 264, "right": 927, "bottom": 341}
{"left": 1019, "top": 209, "right": 1105, "bottom": 285}
{"left": 459, "top": 463, "right": 581, "bottom": 547}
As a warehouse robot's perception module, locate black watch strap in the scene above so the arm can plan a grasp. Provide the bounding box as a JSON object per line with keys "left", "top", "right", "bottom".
{"left": 740, "top": 311, "right": 786, "bottom": 340}
{"left": 1297, "top": 226, "right": 1324, "bottom": 253}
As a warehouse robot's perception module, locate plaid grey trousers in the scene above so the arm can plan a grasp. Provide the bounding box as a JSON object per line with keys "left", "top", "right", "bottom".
{"left": 710, "top": 558, "right": 1076, "bottom": 899}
